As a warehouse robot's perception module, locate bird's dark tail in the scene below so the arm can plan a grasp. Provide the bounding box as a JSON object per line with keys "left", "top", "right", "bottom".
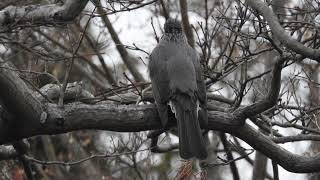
{"left": 171, "top": 94, "right": 207, "bottom": 159}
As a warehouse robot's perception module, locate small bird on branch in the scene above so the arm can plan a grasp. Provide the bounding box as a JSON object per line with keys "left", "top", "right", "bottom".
{"left": 149, "top": 18, "right": 208, "bottom": 159}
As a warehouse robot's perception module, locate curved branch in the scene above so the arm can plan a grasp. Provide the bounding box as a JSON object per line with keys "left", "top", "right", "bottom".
{"left": 236, "top": 57, "right": 283, "bottom": 119}
{"left": 0, "top": 59, "right": 44, "bottom": 140}
{"left": 0, "top": 102, "right": 319, "bottom": 173}
{"left": 233, "top": 124, "right": 320, "bottom": 173}
{"left": 0, "top": 0, "right": 89, "bottom": 31}
{"left": 245, "top": 0, "right": 320, "bottom": 61}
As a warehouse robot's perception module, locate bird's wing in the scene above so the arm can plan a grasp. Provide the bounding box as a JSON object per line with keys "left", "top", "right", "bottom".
{"left": 149, "top": 45, "right": 170, "bottom": 126}
{"left": 189, "top": 47, "right": 208, "bottom": 126}
{"left": 189, "top": 47, "right": 206, "bottom": 104}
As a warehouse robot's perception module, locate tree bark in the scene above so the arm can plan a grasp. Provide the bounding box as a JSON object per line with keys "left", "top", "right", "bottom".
{"left": 0, "top": 0, "right": 89, "bottom": 32}
{"left": 1, "top": 53, "right": 320, "bottom": 173}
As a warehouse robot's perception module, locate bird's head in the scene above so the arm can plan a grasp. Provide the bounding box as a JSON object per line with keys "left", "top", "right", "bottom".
{"left": 164, "top": 18, "right": 182, "bottom": 34}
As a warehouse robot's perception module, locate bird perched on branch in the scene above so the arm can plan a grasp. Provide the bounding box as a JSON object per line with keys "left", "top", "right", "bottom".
{"left": 149, "top": 18, "right": 208, "bottom": 159}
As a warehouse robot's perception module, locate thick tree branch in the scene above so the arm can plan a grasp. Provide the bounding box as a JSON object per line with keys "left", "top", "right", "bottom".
{"left": 1, "top": 57, "right": 320, "bottom": 173}
{"left": 0, "top": 59, "right": 45, "bottom": 141}
{"left": 0, "top": 0, "right": 89, "bottom": 31}
{"left": 34, "top": 83, "right": 94, "bottom": 104}
{"left": 233, "top": 124, "right": 320, "bottom": 173}
{"left": 0, "top": 100, "right": 320, "bottom": 173}
{"left": 272, "top": 135, "right": 320, "bottom": 144}
{"left": 245, "top": 0, "right": 320, "bottom": 61}
{"left": 0, "top": 102, "right": 237, "bottom": 142}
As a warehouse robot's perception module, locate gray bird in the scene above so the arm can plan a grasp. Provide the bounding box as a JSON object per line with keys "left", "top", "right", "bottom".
{"left": 149, "top": 19, "right": 208, "bottom": 159}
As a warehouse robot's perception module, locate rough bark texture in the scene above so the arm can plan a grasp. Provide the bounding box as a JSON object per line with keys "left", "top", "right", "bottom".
{"left": 1, "top": 56, "right": 320, "bottom": 173}
{"left": 0, "top": 60, "right": 44, "bottom": 141}
{"left": 0, "top": 0, "right": 89, "bottom": 32}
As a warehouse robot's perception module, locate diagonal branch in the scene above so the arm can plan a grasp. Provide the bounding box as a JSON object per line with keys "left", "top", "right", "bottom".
{"left": 245, "top": 0, "right": 320, "bottom": 61}
{"left": 83, "top": 31, "right": 117, "bottom": 85}
{"left": 92, "top": 0, "right": 145, "bottom": 82}
{"left": 232, "top": 124, "right": 320, "bottom": 173}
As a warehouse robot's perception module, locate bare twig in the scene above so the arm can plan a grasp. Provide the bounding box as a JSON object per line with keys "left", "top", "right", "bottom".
{"left": 58, "top": 7, "right": 96, "bottom": 107}
{"left": 26, "top": 148, "right": 151, "bottom": 166}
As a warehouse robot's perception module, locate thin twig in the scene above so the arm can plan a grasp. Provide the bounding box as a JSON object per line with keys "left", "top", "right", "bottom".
{"left": 58, "top": 7, "right": 96, "bottom": 107}
{"left": 204, "top": 149, "right": 254, "bottom": 167}
{"left": 151, "top": 18, "right": 160, "bottom": 43}
{"left": 26, "top": 148, "right": 151, "bottom": 166}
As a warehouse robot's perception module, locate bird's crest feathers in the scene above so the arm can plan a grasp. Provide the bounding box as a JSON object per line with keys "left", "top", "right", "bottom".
{"left": 164, "top": 18, "right": 182, "bottom": 34}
